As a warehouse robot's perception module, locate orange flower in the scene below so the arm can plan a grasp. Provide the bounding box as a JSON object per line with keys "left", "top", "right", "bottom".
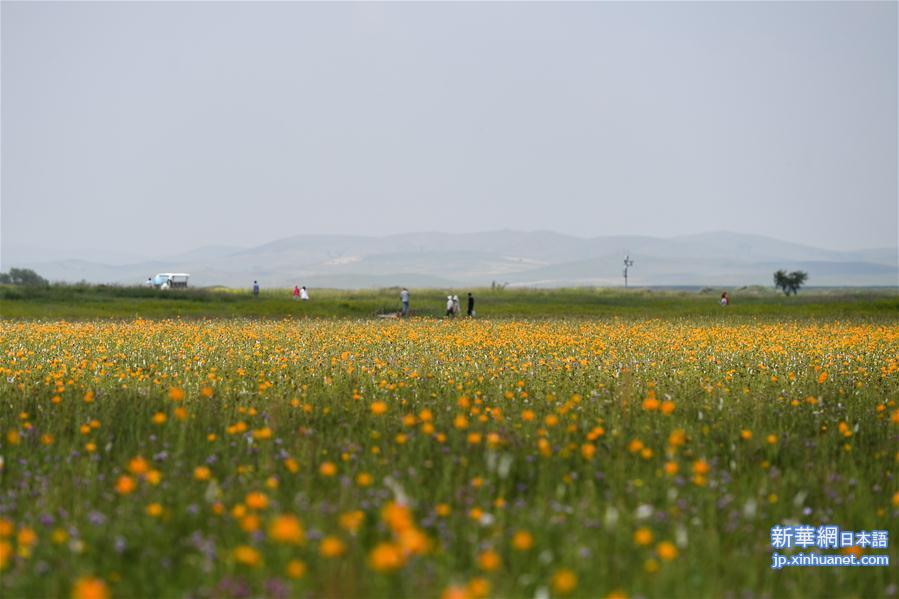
{"left": 0, "top": 541, "right": 11, "bottom": 571}
{"left": 128, "top": 456, "right": 150, "bottom": 475}
{"left": 369, "top": 542, "right": 405, "bottom": 572}
{"left": 245, "top": 492, "right": 268, "bottom": 510}
{"left": 339, "top": 511, "right": 365, "bottom": 534}
{"left": 633, "top": 527, "right": 654, "bottom": 546}
{"left": 71, "top": 577, "right": 109, "bottom": 599}
{"left": 233, "top": 545, "right": 261, "bottom": 567}
{"left": 477, "top": 549, "right": 500, "bottom": 572}
{"left": 370, "top": 401, "right": 388, "bottom": 415}
{"left": 320, "top": 462, "right": 337, "bottom": 477}
{"left": 512, "top": 530, "right": 534, "bottom": 551}
{"left": 319, "top": 536, "right": 346, "bottom": 558}
{"left": 286, "top": 559, "right": 306, "bottom": 579}
{"left": 115, "top": 475, "right": 136, "bottom": 495}
{"left": 656, "top": 541, "right": 678, "bottom": 561}
{"left": 268, "top": 514, "right": 304, "bottom": 544}
{"left": 551, "top": 569, "right": 578, "bottom": 595}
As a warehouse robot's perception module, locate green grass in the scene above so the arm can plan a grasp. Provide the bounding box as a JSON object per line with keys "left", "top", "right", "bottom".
{"left": 1, "top": 284, "right": 897, "bottom": 320}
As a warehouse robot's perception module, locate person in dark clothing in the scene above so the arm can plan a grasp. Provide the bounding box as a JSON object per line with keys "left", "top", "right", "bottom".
{"left": 253, "top": 281, "right": 259, "bottom": 297}
{"left": 467, "top": 292, "right": 475, "bottom": 317}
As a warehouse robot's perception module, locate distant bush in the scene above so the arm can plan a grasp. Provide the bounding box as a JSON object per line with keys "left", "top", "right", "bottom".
{"left": 0, "top": 268, "right": 49, "bottom": 287}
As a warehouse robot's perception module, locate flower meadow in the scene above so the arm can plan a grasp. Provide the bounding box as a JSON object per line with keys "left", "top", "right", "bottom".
{"left": 1, "top": 318, "right": 897, "bottom": 598}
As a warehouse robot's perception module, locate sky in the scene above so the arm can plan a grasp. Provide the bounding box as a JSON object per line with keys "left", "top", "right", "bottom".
{"left": 2, "top": 1, "right": 897, "bottom": 262}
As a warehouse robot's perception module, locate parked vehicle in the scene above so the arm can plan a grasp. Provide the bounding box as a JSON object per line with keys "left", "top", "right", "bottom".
{"left": 152, "top": 273, "right": 190, "bottom": 289}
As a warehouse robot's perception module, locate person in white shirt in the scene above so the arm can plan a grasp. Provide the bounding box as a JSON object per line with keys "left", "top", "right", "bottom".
{"left": 400, "top": 288, "right": 410, "bottom": 316}
{"left": 300, "top": 286, "right": 309, "bottom": 301}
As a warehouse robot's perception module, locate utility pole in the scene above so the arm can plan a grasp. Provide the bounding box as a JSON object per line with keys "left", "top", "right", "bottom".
{"left": 623, "top": 254, "right": 634, "bottom": 288}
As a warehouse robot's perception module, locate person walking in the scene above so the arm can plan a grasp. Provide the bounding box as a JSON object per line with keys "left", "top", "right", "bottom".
{"left": 293, "top": 286, "right": 300, "bottom": 300}
{"left": 467, "top": 292, "right": 475, "bottom": 317}
{"left": 446, "top": 295, "right": 455, "bottom": 317}
{"left": 400, "top": 288, "right": 410, "bottom": 316}
{"left": 452, "top": 295, "right": 461, "bottom": 316}
{"left": 253, "top": 281, "right": 260, "bottom": 298}
{"left": 300, "top": 286, "right": 309, "bottom": 301}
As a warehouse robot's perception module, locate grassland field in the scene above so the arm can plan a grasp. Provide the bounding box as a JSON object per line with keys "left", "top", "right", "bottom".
{"left": 1, "top": 285, "right": 897, "bottom": 320}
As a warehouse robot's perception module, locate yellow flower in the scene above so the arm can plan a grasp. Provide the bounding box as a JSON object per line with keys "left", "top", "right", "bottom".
{"left": 581, "top": 443, "right": 597, "bottom": 460}
{"left": 477, "top": 549, "right": 500, "bottom": 572}
{"left": 319, "top": 535, "right": 346, "bottom": 558}
{"left": 17, "top": 526, "right": 37, "bottom": 547}
{"left": 71, "top": 577, "right": 109, "bottom": 599}
{"left": 0, "top": 541, "right": 11, "bottom": 571}
{"left": 168, "top": 387, "right": 185, "bottom": 401}
{"left": 194, "top": 466, "right": 211, "bottom": 481}
{"left": 368, "top": 542, "right": 405, "bottom": 572}
{"left": 339, "top": 511, "right": 365, "bottom": 534}
{"left": 268, "top": 514, "right": 304, "bottom": 545}
{"left": 151, "top": 412, "right": 167, "bottom": 425}
{"left": 633, "top": 527, "right": 654, "bottom": 546}
{"left": 128, "top": 456, "right": 150, "bottom": 475}
{"left": 512, "top": 530, "right": 534, "bottom": 551}
{"left": 356, "top": 472, "right": 373, "bottom": 487}
{"left": 240, "top": 514, "right": 260, "bottom": 533}
{"left": 467, "top": 577, "right": 491, "bottom": 598}
{"left": 320, "top": 462, "right": 337, "bottom": 477}
{"left": 146, "top": 503, "right": 163, "bottom": 517}
{"left": 551, "top": 569, "right": 578, "bottom": 595}
{"left": 740, "top": 430, "right": 752, "bottom": 441}
{"left": 115, "top": 475, "right": 136, "bottom": 495}
{"left": 441, "top": 586, "right": 469, "bottom": 599}
{"left": 656, "top": 541, "right": 678, "bottom": 561}
{"left": 371, "top": 401, "right": 388, "bottom": 415}
{"left": 245, "top": 492, "right": 268, "bottom": 510}
{"left": 286, "top": 559, "right": 306, "bottom": 579}
{"left": 233, "top": 545, "right": 261, "bottom": 567}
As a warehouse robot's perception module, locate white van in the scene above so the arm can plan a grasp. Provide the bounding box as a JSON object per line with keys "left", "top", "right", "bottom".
{"left": 153, "top": 273, "right": 190, "bottom": 289}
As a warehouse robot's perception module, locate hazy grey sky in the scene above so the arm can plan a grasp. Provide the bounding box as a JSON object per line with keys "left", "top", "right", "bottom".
{"left": 2, "top": 1, "right": 897, "bottom": 258}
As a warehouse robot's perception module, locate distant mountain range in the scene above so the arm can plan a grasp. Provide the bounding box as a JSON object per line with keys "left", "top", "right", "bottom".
{"left": 3, "top": 231, "right": 897, "bottom": 288}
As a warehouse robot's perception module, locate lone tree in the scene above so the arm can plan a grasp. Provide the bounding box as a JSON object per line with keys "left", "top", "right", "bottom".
{"left": 0, "top": 267, "right": 49, "bottom": 287}
{"left": 773, "top": 270, "right": 808, "bottom": 296}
